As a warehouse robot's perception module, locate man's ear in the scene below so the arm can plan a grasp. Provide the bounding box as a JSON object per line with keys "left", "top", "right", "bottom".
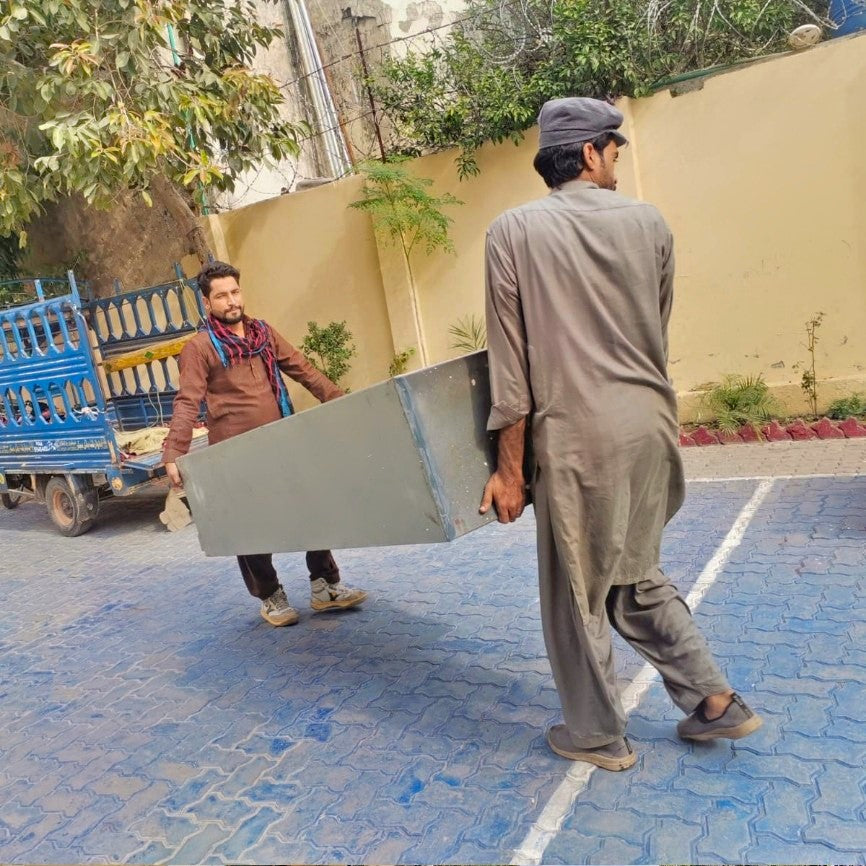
{"left": 582, "top": 141, "right": 598, "bottom": 170}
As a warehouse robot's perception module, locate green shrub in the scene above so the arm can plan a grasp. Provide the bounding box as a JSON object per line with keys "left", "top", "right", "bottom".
{"left": 388, "top": 347, "right": 415, "bottom": 377}
{"left": 449, "top": 314, "right": 486, "bottom": 353}
{"left": 300, "top": 320, "right": 356, "bottom": 388}
{"left": 827, "top": 394, "right": 866, "bottom": 420}
{"left": 698, "top": 374, "right": 779, "bottom": 434}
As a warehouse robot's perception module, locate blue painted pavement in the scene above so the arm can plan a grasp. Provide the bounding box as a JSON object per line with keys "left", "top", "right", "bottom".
{"left": 0, "top": 475, "right": 864, "bottom": 864}
{"left": 545, "top": 477, "right": 866, "bottom": 866}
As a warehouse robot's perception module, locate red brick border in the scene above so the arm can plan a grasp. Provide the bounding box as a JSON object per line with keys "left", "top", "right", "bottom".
{"left": 680, "top": 417, "right": 866, "bottom": 447}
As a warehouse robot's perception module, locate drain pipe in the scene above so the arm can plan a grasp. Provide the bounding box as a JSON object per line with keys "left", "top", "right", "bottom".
{"left": 284, "top": 0, "right": 353, "bottom": 179}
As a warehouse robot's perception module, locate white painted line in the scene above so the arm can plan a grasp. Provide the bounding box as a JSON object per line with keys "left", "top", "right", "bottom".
{"left": 510, "top": 477, "right": 776, "bottom": 866}
{"left": 689, "top": 473, "right": 864, "bottom": 483}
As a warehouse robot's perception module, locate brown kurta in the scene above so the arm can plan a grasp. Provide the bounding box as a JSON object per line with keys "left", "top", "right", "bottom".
{"left": 163, "top": 325, "right": 342, "bottom": 463}
{"left": 485, "top": 179, "right": 686, "bottom": 626}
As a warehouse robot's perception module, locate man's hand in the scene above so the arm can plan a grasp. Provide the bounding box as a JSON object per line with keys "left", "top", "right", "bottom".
{"left": 165, "top": 461, "right": 183, "bottom": 489}
{"left": 480, "top": 417, "right": 527, "bottom": 523}
{"left": 480, "top": 470, "right": 525, "bottom": 523}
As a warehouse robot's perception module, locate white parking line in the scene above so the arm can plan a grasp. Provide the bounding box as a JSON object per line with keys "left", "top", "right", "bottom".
{"left": 510, "top": 477, "right": 776, "bottom": 866}
{"left": 689, "top": 473, "right": 862, "bottom": 483}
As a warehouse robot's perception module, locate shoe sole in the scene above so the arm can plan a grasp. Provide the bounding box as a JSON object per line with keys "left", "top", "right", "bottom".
{"left": 311, "top": 592, "right": 368, "bottom": 613}
{"left": 679, "top": 713, "right": 763, "bottom": 741}
{"left": 547, "top": 736, "right": 638, "bottom": 771}
{"left": 261, "top": 610, "right": 300, "bottom": 626}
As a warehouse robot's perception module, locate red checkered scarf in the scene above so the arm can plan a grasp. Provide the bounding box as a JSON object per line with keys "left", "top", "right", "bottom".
{"left": 205, "top": 314, "right": 292, "bottom": 417}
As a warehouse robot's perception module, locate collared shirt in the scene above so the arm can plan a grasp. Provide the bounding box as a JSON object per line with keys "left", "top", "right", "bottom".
{"left": 163, "top": 324, "right": 342, "bottom": 463}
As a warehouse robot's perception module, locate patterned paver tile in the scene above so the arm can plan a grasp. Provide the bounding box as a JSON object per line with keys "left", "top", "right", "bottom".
{"left": 548, "top": 476, "right": 866, "bottom": 865}
{"left": 1, "top": 462, "right": 864, "bottom": 864}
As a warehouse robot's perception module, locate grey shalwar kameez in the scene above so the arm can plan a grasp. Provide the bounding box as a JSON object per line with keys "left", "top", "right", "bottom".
{"left": 485, "top": 180, "right": 729, "bottom": 748}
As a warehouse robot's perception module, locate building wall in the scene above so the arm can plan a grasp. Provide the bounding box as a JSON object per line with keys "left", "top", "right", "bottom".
{"left": 211, "top": 0, "right": 335, "bottom": 211}
{"left": 217, "top": 0, "right": 470, "bottom": 211}
{"left": 300, "top": 0, "right": 467, "bottom": 167}
{"left": 630, "top": 33, "right": 866, "bottom": 414}
{"left": 208, "top": 176, "right": 395, "bottom": 410}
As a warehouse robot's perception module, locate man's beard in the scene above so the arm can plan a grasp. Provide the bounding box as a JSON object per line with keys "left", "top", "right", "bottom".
{"left": 596, "top": 158, "right": 616, "bottom": 191}
{"left": 212, "top": 307, "right": 244, "bottom": 324}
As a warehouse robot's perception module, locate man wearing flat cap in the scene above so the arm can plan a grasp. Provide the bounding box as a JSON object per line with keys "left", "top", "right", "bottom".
{"left": 480, "top": 97, "right": 762, "bottom": 770}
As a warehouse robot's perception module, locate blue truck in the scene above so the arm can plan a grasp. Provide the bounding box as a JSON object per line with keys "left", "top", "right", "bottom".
{"left": 0, "top": 269, "right": 206, "bottom": 536}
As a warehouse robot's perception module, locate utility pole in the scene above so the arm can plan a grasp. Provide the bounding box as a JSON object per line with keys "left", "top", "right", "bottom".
{"left": 349, "top": 12, "right": 388, "bottom": 163}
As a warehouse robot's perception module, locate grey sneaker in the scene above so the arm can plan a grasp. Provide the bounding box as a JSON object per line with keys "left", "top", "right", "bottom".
{"left": 260, "top": 586, "right": 299, "bottom": 626}
{"left": 310, "top": 578, "right": 368, "bottom": 612}
{"left": 677, "top": 693, "right": 762, "bottom": 741}
{"left": 546, "top": 725, "right": 637, "bottom": 771}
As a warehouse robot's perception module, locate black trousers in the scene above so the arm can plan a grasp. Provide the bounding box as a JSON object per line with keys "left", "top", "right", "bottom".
{"left": 236, "top": 550, "right": 340, "bottom": 599}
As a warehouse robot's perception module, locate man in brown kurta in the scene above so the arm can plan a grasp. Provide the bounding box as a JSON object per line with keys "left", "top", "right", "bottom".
{"left": 163, "top": 261, "right": 367, "bottom": 627}
{"left": 480, "top": 97, "right": 761, "bottom": 771}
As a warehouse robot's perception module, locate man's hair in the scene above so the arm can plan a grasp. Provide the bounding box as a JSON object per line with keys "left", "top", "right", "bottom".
{"left": 196, "top": 261, "right": 240, "bottom": 297}
{"left": 532, "top": 133, "right": 615, "bottom": 189}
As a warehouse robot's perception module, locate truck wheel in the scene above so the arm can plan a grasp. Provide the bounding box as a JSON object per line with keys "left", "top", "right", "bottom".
{"left": 45, "top": 476, "right": 99, "bottom": 537}
{"left": 1, "top": 492, "right": 20, "bottom": 509}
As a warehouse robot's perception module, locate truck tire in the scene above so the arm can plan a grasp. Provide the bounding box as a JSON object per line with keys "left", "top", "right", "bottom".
{"left": 1, "top": 492, "right": 20, "bottom": 509}
{"left": 45, "top": 476, "right": 99, "bottom": 537}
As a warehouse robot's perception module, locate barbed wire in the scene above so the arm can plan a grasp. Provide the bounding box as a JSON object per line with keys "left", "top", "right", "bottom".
{"left": 276, "top": 0, "right": 834, "bottom": 101}
{"left": 272, "top": 0, "right": 533, "bottom": 96}
{"left": 226, "top": 0, "right": 831, "bottom": 201}
{"left": 270, "top": 0, "right": 539, "bottom": 162}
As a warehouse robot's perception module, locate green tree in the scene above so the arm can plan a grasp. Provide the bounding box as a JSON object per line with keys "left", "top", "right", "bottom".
{"left": 793, "top": 311, "right": 824, "bottom": 416}
{"left": 350, "top": 158, "right": 461, "bottom": 259}
{"left": 0, "top": 233, "right": 22, "bottom": 279}
{"left": 0, "top": 0, "right": 305, "bottom": 260}
{"left": 350, "top": 157, "right": 461, "bottom": 366}
{"left": 371, "top": 0, "right": 829, "bottom": 175}
{"left": 300, "top": 320, "right": 356, "bottom": 388}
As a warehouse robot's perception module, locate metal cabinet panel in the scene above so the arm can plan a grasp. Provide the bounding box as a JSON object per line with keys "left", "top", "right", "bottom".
{"left": 180, "top": 351, "right": 498, "bottom": 555}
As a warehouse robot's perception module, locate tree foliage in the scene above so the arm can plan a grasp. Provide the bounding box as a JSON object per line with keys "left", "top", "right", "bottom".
{"left": 349, "top": 158, "right": 462, "bottom": 259}
{"left": 300, "top": 320, "right": 356, "bottom": 387}
{"left": 350, "top": 158, "right": 460, "bottom": 370}
{"left": 0, "top": 233, "right": 22, "bottom": 279}
{"left": 0, "top": 0, "right": 305, "bottom": 245}
{"left": 371, "top": 0, "right": 830, "bottom": 175}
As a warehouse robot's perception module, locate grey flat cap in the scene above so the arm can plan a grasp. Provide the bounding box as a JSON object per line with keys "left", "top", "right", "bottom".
{"left": 537, "top": 97, "right": 628, "bottom": 149}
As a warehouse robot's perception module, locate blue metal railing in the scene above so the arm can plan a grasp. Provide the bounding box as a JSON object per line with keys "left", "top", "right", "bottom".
{"left": 1, "top": 266, "right": 206, "bottom": 444}
{"left": 103, "top": 356, "right": 182, "bottom": 430}
{"left": 85, "top": 268, "right": 205, "bottom": 430}
{"left": 85, "top": 272, "right": 204, "bottom": 356}
{"left": 0, "top": 276, "right": 117, "bottom": 473}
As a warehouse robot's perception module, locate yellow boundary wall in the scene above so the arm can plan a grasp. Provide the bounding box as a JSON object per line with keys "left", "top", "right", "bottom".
{"left": 207, "top": 33, "right": 866, "bottom": 418}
